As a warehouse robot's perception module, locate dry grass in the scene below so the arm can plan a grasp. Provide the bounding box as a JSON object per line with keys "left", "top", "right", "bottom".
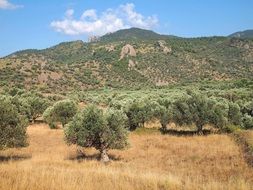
{"left": 0, "top": 124, "right": 253, "bottom": 190}
{"left": 232, "top": 130, "right": 253, "bottom": 167}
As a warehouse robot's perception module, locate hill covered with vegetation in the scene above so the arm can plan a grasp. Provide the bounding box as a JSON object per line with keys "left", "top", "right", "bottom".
{"left": 99, "top": 27, "right": 174, "bottom": 41}
{"left": 0, "top": 28, "right": 253, "bottom": 93}
{"left": 229, "top": 29, "right": 253, "bottom": 39}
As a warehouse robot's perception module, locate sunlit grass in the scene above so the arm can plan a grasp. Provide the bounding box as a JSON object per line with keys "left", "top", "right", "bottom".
{"left": 0, "top": 124, "right": 253, "bottom": 190}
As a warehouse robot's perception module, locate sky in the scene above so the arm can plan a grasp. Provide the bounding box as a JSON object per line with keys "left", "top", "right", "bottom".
{"left": 0, "top": 0, "right": 253, "bottom": 57}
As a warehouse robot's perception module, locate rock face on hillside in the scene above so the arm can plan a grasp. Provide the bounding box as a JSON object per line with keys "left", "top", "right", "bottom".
{"left": 229, "top": 38, "right": 253, "bottom": 62}
{"left": 157, "top": 40, "right": 172, "bottom": 54}
{"left": 120, "top": 44, "right": 137, "bottom": 60}
{"left": 1, "top": 28, "right": 253, "bottom": 92}
{"left": 128, "top": 59, "right": 137, "bottom": 71}
{"left": 105, "top": 45, "right": 115, "bottom": 52}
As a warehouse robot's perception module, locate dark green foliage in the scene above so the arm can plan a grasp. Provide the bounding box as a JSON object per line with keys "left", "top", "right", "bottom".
{"left": 172, "top": 92, "right": 228, "bottom": 132}
{"left": 155, "top": 105, "right": 173, "bottom": 133}
{"left": 43, "top": 100, "right": 78, "bottom": 127}
{"left": 0, "top": 96, "right": 28, "bottom": 150}
{"left": 100, "top": 27, "right": 171, "bottom": 42}
{"left": 104, "top": 109, "right": 129, "bottom": 149}
{"left": 227, "top": 102, "right": 242, "bottom": 126}
{"left": 124, "top": 100, "right": 153, "bottom": 131}
{"left": 210, "top": 101, "right": 229, "bottom": 130}
{"left": 19, "top": 93, "right": 49, "bottom": 122}
{"left": 65, "top": 105, "right": 128, "bottom": 162}
{"left": 242, "top": 114, "right": 253, "bottom": 129}
{"left": 43, "top": 107, "right": 56, "bottom": 129}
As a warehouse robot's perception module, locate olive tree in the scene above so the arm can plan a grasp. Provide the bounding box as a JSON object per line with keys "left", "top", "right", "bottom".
{"left": 227, "top": 102, "right": 242, "bottom": 126}
{"left": 43, "top": 99, "right": 78, "bottom": 128}
{"left": 19, "top": 94, "right": 49, "bottom": 123}
{"left": 242, "top": 114, "right": 253, "bottom": 129}
{"left": 124, "top": 100, "right": 159, "bottom": 131}
{"left": 155, "top": 105, "right": 173, "bottom": 133}
{"left": 65, "top": 105, "right": 129, "bottom": 162}
{"left": 0, "top": 96, "right": 28, "bottom": 150}
{"left": 173, "top": 93, "right": 228, "bottom": 132}
{"left": 42, "top": 107, "right": 57, "bottom": 129}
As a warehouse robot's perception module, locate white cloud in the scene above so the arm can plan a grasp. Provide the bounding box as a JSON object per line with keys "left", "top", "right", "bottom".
{"left": 120, "top": 3, "right": 158, "bottom": 29}
{"left": 50, "top": 3, "right": 159, "bottom": 36}
{"left": 0, "top": 0, "right": 23, "bottom": 9}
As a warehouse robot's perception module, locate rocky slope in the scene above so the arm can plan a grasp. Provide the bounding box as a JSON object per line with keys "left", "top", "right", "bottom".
{"left": 0, "top": 28, "right": 253, "bottom": 92}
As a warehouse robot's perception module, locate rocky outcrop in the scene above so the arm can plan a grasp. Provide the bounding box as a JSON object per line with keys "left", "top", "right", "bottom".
{"left": 128, "top": 59, "right": 136, "bottom": 71}
{"left": 120, "top": 44, "right": 136, "bottom": 60}
{"left": 157, "top": 40, "right": 172, "bottom": 54}
{"left": 105, "top": 45, "right": 115, "bottom": 52}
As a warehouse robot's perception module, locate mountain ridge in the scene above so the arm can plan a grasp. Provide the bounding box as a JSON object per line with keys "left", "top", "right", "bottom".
{"left": 4, "top": 28, "right": 253, "bottom": 58}
{"left": 0, "top": 28, "right": 253, "bottom": 93}
{"left": 229, "top": 29, "right": 253, "bottom": 39}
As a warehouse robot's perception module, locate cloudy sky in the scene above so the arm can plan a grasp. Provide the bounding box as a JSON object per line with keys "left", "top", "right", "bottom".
{"left": 1, "top": 0, "right": 253, "bottom": 56}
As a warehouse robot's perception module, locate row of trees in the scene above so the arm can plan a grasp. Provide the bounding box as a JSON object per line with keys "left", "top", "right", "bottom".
{"left": 0, "top": 92, "right": 129, "bottom": 162}
{"left": 1, "top": 90, "right": 253, "bottom": 162}
{"left": 110, "top": 91, "right": 253, "bottom": 133}
{"left": 0, "top": 91, "right": 50, "bottom": 150}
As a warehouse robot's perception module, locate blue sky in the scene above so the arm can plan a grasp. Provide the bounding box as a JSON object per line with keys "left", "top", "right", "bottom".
{"left": 0, "top": 0, "right": 253, "bottom": 57}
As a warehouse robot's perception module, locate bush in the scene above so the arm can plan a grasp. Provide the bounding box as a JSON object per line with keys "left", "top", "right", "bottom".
{"left": 43, "top": 100, "right": 78, "bottom": 128}
{"left": 227, "top": 102, "right": 242, "bottom": 126}
{"left": 124, "top": 100, "right": 160, "bottom": 131}
{"left": 172, "top": 92, "right": 228, "bottom": 132}
{"left": 156, "top": 105, "right": 173, "bottom": 133}
{"left": 0, "top": 97, "right": 28, "bottom": 149}
{"left": 242, "top": 114, "right": 253, "bottom": 129}
{"left": 19, "top": 93, "right": 49, "bottom": 122}
{"left": 65, "top": 105, "right": 129, "bottom": 162}
{"left": 222, "top": 125, "right": 241, "bottom": 133}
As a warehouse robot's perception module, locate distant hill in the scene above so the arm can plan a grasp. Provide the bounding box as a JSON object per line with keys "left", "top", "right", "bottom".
{"left": 100, "top": 27, "right": 175, "bottom": 42}
{"left": 229, "top": 30, "right": 253, "bottom": 39}
{"left": 0, "top": 28, "right": 253, "bottom": 93}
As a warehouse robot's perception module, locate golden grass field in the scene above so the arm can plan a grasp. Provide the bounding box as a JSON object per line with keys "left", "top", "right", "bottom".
{"left": 0, "top": 124, "right": 253, "bottom": 190}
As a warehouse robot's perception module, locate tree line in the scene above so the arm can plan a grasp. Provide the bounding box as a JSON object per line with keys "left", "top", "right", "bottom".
{"left": 0, "top": 89, "right": 253, "bottom": 162}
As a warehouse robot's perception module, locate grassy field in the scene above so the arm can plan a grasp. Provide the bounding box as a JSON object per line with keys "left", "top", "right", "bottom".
{"left": 0, "top": 124, "right": 253, "bottom": 190}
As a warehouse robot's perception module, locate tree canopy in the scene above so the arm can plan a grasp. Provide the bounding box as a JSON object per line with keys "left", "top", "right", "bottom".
{"left": 0, "top": 96, "right": 28, "bottom": 150}
{"left": 65, "top": 105, "right": 129, "bottom": 162}
{"left": 43, "top": 99, "right": 78, "bottom": 128}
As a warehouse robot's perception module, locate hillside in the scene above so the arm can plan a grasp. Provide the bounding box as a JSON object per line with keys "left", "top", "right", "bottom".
{"left": 229, "top": 30, "right": 253, "bottom": 39}
{"left": 100, "top": 27, "right": 174, "bottom": 42}
{"left": 0, "top": 28, "right": 253, "bottom": 93}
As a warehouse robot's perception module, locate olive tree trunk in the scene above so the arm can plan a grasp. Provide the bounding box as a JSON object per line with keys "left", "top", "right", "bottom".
{"left": 197, "top": 124, "right": 203, "bottom": 135}
{"left": 100, "top": 149, "right": 110, "bottom": 163}
{"left": 159, "top": 123, "right": 166, "bottom": 134}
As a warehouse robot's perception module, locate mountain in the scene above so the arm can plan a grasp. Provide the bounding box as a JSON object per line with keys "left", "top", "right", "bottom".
{"left": 229, "top": 30, "right": 253, "bottom": 39}
{"left": 0, "top": 28, "right": 253, "bottom": 93}
{"left": 99, "top": 27, "right": 175, "bottom": 42}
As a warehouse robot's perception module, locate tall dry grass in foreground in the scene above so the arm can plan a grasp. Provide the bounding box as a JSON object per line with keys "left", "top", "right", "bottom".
{"left": 0, "top": 124, "right": 253, "bottom": 190}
